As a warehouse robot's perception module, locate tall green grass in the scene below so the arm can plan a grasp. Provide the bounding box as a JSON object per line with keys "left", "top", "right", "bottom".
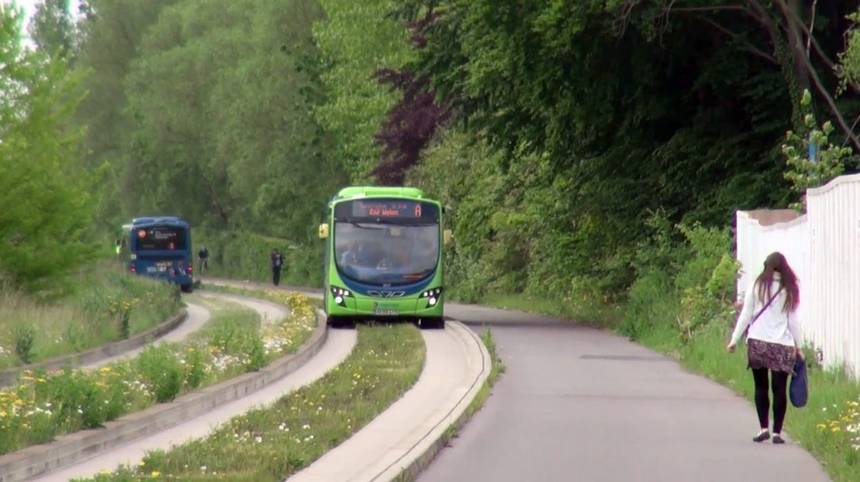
{"left": 0, "top": 267, "right": 181, "bottom": 369}
{"left": 0, "top": 298, "right": 264, "bottom": 455}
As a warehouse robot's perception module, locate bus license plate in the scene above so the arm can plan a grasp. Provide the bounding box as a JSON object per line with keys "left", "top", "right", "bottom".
{"left": 374, "top": 303, "right": 398, "bottom": 316}
{"left": 147, "top": 262, "right": 171, "bottom": 273}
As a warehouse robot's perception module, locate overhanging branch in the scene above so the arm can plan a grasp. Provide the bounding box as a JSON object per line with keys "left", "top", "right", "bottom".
{"left": 699, "top": 16, "right": 777, "bottom": 64}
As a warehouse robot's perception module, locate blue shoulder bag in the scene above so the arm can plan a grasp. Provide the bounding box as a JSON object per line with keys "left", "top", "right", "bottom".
{"left": 790, "top": 356, "right": 808, "bottom": 408}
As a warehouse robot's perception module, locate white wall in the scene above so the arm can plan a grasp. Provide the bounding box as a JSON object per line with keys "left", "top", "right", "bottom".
{"left": 736, "top": 173, "right": 860, "bottom": 376}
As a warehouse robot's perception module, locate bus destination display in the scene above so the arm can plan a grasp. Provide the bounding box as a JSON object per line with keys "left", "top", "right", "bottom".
{"left": 352, "top": 200, "right": 422, "bottom": 219}
{"left": 136, "top": 227, "right": 186, "bottom": 250}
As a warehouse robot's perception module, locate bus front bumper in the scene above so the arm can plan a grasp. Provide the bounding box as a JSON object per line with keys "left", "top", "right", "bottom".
{"left": 326, "top": 295, "right": 443, "bottom": 319}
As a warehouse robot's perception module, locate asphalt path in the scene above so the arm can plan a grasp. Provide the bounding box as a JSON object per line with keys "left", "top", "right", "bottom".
{"left": 418, "top": 302, "right": 830, "bottom": 482}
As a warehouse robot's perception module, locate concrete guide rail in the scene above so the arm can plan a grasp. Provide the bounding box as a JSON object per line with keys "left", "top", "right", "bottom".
{"left": 35, "top": 322, "right": 353, "bottom": 481}
{"left": 0, "top": 294, "right": 326, "bottom": 482}
{"left": 0, "top": 309, "right": 188, "bottom": 388}
{"left": 288, "top": 321, "right": 491, "bottom": 482}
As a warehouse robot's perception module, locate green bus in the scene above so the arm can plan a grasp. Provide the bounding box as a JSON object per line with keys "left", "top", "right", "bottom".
{"left": 319, "top": 187, "right": 451, "bottom": 328}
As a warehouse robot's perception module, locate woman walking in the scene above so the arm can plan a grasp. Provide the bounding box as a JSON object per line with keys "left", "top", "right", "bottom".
{"left": 727, "top": 252, "right": 803, "bottom": 444}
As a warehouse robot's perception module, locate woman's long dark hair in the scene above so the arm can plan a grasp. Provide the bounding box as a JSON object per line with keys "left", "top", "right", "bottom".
{"left": 755, "top": 252, "right": 799, "bottom": 312}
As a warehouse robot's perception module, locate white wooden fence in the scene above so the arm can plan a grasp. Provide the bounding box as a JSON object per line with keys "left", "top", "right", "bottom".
{"left": 736, "top": 173, "right": 860, "bottom": 376}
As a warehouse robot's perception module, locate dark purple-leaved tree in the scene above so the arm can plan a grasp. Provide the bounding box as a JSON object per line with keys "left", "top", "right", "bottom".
{"left": 373, "top": 69, "right": 450, "bottom": 185}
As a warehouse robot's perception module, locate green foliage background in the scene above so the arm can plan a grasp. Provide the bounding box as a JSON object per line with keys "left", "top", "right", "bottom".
{"left": 0, "top": 4, "right": 94, "bottom": 292}
{"left": 5, "top": 0, "right": 860, "bottom": 302}
{"left": 6, "top": 1, "right": 860, "bottom": 477}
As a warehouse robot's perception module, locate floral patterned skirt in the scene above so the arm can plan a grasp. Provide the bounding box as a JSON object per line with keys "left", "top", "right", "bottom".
{"left": 747, "top": 338, "right": 796, "bottom": 373}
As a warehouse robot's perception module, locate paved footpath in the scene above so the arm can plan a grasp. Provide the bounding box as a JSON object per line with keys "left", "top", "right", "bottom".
{"left": 418, "top": 303, "right": 830, "bottom": 482}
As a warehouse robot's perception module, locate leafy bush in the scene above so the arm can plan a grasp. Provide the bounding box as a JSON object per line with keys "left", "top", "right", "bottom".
{"left": 39, "top": 369, "right": 112, "bottom": 429}
{"left": 622, "top": 219, "right": 735, "bottom": 343}
{"left": 619, "top": 269, "right": 677, "bottom": 340}
{"left": 246, "top": 334, "right": 266, "bottom": 372}
{"left": 674, "top": 224, "right": 732, "bottom": 292}
{"left": 12, "top": 325, "right": 35, "bottom": 364}
{"left": 183, "top": 345, "right": 208, "bottom": 389}
{"left": 137, "top": 345, "right": 184, "bottom": 403}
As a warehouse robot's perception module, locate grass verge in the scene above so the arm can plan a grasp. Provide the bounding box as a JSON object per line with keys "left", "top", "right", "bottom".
{"left": 197, "top": 283, "right": 319, "bottom": 351}
{"left": 0, "top": 269, "right": 181, "bottom": 369}
{"left": 78, "top": 324, "right": 425, "bottom": 482}
{"left": 0, "top": 293, "right": 315, "bottom": 456}
{"left": 638, "top": 318, "right": 860, "bottom": 482}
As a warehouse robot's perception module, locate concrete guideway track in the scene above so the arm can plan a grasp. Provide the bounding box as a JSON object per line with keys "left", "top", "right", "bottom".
{"left": 82, "top": 292, "right": 288, "bottom": 370}
{"left": 82, "top": 302, "right": 211, "bottom": 370}
{"left": 418, "top": 303, "right": 830, "bottom": 482}
{"left": 289, "top": 321, "right": 490, "bottom": 482}
{"left": 36, "top": 330, "right": 357, "bottom": 482}
{"left": 197, "top": 292, "right": 290, "bottom": 328}
{"left": 0, "top": 292, "right": 314, "bottom": 482}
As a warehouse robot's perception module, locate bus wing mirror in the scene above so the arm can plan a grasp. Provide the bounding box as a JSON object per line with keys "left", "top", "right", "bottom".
{"left": 443, "top": 229, "right": 454, "bottom": 245}
{"left": 318, "top": 223, "right": 329, "bottom": 239}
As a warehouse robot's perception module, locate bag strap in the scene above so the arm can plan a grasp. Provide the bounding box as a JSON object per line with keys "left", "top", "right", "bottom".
{"left": 749, "top": 286, "right": 783, "bottom": 329}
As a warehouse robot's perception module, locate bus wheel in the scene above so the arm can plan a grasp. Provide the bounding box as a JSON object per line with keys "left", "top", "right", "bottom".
{"left": 419, "top": 317, "right": 444, "bottom": 330}
{"left": 181, "top": 283, "right": 193, "bottom": 293}
{"left": 326, "top": 316, "right": 341, "bottom": 328}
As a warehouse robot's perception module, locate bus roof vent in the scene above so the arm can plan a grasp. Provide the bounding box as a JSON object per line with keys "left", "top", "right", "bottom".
{"left": 336, "top": 186, "right": 424, "bottom": 199}
{"left": 131, "top": 216, "right": 187, "bottom": 226}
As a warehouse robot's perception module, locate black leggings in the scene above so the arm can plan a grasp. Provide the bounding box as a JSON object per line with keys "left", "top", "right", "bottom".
{"left": 752, "top": 368, "right": 789, "bottom": 433}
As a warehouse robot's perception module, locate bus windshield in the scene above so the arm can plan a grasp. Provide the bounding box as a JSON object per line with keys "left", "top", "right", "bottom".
{"left": 333, "top": 197, "right": 441, "bottom": 286}
{"left": 334, "top": 222, "right": 439, "bottom": 285}
{"left": 133, "top": 225, "right": 188, "bottom": 251}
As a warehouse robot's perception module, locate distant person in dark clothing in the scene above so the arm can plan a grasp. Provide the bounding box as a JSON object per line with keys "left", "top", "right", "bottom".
{"left": 198, "top": 246, "right": 209, "bottom": 274}
{"left": 271, "top": 249, "right": 284, "bottom": 286}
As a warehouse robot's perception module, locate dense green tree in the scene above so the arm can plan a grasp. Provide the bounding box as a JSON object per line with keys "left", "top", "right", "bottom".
{"left": 29, "top": 0, "right": 75, "bottom": 58}
{"left": 122, "top": 0, "right": 342, "bottom": 240}
{"left": 74, "top": 0, "right": 180, "bottom": 229}
{"left": 0, "top": 4, "right": 94, "bottom": 292}
{"left": 312, "top": 0, "right": 415, "bottom": 181}
{"left": 396, "top": 0, "right": 815, "bottom": 299}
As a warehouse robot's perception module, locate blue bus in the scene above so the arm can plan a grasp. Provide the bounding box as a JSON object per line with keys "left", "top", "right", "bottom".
{"left": 126, "top": 217, "right": 193, "bottom": 292}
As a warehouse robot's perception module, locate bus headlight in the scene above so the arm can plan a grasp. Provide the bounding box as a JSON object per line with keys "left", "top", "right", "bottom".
{"left": 330, "top": 287, "right": 352, "bottom": 306}
{"left": 420, "top": 288, "right": 442, "bottom": 298}
{"left": 420, "top": 288, "right": 442, "bottom": 307}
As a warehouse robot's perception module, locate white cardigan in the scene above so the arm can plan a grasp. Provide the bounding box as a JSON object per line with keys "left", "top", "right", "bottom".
{"left": 730, "top": 280, "right": 801, "bottom": 348}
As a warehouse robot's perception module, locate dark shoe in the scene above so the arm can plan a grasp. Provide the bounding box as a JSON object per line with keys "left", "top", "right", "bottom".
{"left": 753, "top": 430, "right": 770, "bottom": 442}
{"left": 772, "top": 434, "right": 785, "bottom": 444}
